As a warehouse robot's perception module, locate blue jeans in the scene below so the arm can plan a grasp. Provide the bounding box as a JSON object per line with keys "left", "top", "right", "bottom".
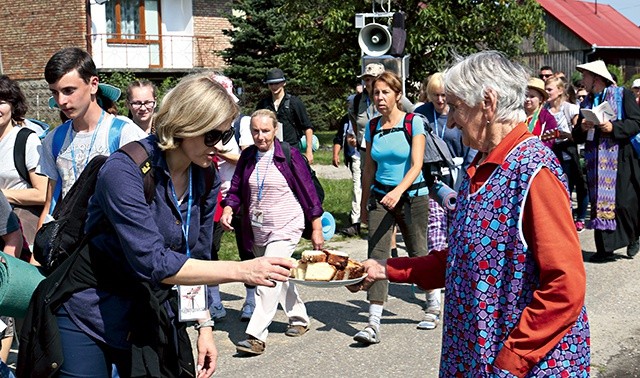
{"left": 56, "top": 309, "right": 130, "bottom": 378}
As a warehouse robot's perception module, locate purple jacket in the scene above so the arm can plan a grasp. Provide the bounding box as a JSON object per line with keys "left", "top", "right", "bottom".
{"left": 222, "top": 140, "right": 323, "bottom": 251}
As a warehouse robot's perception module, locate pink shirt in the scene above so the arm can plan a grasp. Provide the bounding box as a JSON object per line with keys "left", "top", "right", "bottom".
{"left": 248, "top": 149, "right": 304, "bottom": 246}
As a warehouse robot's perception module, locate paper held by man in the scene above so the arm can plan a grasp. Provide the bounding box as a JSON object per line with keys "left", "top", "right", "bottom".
{"left": 580, "top": 101, "right": 615, "bottom": 125}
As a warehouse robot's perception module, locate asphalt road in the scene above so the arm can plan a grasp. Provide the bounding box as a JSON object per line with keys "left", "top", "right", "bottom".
{"left": 190, "top": 228, "right": 640, "bottom": 377}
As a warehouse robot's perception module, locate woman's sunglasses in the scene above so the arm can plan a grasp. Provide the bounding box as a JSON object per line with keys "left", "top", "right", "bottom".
{"left": 204, "top": 128, "right": 234, "bottom": 147}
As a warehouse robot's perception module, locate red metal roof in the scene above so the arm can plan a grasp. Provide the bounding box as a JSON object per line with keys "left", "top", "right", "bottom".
{"left": 537, "top": 0, "right": 640, "bottom": 48}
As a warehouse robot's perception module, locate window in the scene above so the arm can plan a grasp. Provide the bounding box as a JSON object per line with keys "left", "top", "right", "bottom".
{"left": 106, "top": 0, "right": 159, "bottom": 43}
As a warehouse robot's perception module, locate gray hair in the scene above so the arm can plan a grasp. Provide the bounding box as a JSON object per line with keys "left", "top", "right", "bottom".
{"left": 444, "top": 51, "right": 528, "bottom": 124}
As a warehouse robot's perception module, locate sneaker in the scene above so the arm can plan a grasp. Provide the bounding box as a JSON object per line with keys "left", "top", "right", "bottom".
{"left": 210, "top": 304, "right": 227, "bottom": 320}
{"left": 240, "top": 302, "right": 255, "bottom": 321}
{"left": 340, "top": 223, "right": 360, "bottom": 237}
{"left": 589, "top": 251, "right": 615, "bottom": 263}
{"left": 353, "top": 326, "right": 380, "bottom": 344}
{"left": 236, "top": 336, "right": 265, "bottom": 355}
{"left": 285, "top": 324, "right": 309, "bottom": 337}
{"left": 417, "top": 312, "right": 440, "bottom": 330}
{"left": 575, "top": 220, "right": 585, "bottom": 233}
{"left": 627, "top": 239, "right": 640, "bottom": 258}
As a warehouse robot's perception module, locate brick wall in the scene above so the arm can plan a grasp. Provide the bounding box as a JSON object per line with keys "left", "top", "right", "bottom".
{"left": 193, "top": 0, "right": 233, "bottom": 69}
{"left": 0, "top": 0, "right": 88, "bottom": 80}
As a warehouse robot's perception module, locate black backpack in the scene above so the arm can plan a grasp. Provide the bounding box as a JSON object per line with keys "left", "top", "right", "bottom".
{"left": 280, "top": 142, "right": 324, "bottom": 239}
{"left": 33, "top": 141, "right": 215, "bottom": 274}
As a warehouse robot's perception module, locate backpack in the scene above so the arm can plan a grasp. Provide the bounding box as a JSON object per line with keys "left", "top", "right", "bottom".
{"left": 14, "top": 128, "right": 36, "bottom": 186}
{"left": 280, "top": 142, "right": 324, "bottom": 239}
{"left": 49, "top": 118, "right": 128, "bottom": 213}
{"left": 369, "top": 113, "right": 454, "bottom": 183}
{"left": 33, "top": 141, "right": 215, "bottom": 274}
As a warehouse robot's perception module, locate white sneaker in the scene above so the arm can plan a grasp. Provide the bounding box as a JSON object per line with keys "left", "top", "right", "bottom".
{"left": 210, "top": 304, "right": 227, "bottom": 320}
{"left": 240, "top": 302, "right": 255, "bottom": 321}
{"left": 417, "top": 311, "right": 440, "bottom": 330}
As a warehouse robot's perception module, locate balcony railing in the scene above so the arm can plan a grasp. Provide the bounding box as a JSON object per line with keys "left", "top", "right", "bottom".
{"left": 89, "top": 33, "right": 219, "bottom": 70}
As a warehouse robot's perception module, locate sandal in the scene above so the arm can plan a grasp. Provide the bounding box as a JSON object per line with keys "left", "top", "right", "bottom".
{"left": 353, "top": 326, "right": 380, "bottom": 344}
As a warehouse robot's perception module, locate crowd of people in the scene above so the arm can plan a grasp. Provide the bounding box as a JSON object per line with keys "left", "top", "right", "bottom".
{"left": 0, "top": 45, "right": 637, "bottom": 377}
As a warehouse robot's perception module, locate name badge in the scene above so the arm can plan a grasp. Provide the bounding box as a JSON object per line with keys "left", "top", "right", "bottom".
{"left": 177, "top": 284, "right": 208, "bottom": 322}
{"left": 587, "top": 129, "right": 595, "bottom": 141}
{"left": 251, "top": 209, "right": 264, "bottom": 228}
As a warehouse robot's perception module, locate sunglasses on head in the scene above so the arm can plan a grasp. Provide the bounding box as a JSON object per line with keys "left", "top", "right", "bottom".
{"left": 204, "top": 128, "right": 234, "bottom": 147}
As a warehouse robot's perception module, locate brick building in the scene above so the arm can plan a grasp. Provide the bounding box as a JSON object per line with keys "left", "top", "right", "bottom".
{"left": 0, "top": 0, "right": 233, "bottom": 123}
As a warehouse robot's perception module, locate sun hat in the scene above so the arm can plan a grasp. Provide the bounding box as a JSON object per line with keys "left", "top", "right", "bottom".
{"left": 576, "top": 61, "right": 615, "bottom": 84}
{"left": 527, "top": 77, "right": 548, "bottom": 100}
{"left": 211, "top": 74, "right": 240, "bottom": 103}
{"left": 633, "top": 79, "right": 640, "bottom": 88}
{"left": 357, "top": 63, "right": 385, "bottom": 79}
{"left": 264, "top": 68, "right": 286, "bottom": 84}
{"left": 48, "top": 83, "right": 121, "bottom": 109}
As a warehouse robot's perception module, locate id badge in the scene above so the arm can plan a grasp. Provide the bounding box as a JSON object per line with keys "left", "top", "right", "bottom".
{"left": 587, "top": 129, "right": 595, "bottom": 141}
{"left": 177, "top": 284, "right": 208, "bottom": 322}
{"left": 251, "top": 209, "right": 264, "bottom": 227}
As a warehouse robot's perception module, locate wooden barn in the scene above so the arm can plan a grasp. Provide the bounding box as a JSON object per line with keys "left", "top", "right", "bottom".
{"left": 522, "top": 0, "right": 640, "bottom": 83}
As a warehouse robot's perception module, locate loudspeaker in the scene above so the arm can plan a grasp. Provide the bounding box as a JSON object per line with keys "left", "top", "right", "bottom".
{"left": 358, "top": 23, "right": 392, "bottom": 57}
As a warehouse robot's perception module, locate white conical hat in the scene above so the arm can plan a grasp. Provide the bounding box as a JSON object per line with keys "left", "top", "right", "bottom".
{"left": 576, "top": 60, "right": 614, "bottom": 84}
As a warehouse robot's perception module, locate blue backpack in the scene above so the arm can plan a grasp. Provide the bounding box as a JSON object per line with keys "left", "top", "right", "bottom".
{"left": 49, "top": 118, "right": 128, "bottom": 213}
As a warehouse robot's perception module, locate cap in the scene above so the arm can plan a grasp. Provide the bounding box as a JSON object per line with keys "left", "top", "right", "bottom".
{"left": 357, "top": 63, "right": 385, "bottom": 79}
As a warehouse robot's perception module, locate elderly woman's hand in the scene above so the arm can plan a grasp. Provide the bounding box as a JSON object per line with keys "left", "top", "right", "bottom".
{"left": 346, "top": 259, "right": 387, "bottom": 293}
{"left": 311, "top": 229, "right": 324, "bottom": 250}
{"left": 581, "top": 119, "right": 596, "bottom": 132}
{"left": 240, "top": 257, "right": 295, "bottom": 287}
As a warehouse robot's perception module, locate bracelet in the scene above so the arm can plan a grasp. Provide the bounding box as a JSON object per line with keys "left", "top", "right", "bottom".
{"left": 194, "top": 318, "right": 215, "bottom": 330}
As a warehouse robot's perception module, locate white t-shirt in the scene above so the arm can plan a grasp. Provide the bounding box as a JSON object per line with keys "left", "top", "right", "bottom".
{"left": 37, "top": 113, "right": 148, "bottom": 198}
{"left": 216, "top": 136, "right": 241, "bottom": 196}
{"left": 0, "top": 126, "right": 43, "bottom": 190}
{"left": 549, "top": 102, "right": 579, "bottom": 134}
{"left": 238, "top": 115, "right": 254, "bottom": 149}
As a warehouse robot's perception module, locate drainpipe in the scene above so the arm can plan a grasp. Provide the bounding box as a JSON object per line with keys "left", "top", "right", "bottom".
{"left": 585, "top": 44, "right": 597, "bottom": 63}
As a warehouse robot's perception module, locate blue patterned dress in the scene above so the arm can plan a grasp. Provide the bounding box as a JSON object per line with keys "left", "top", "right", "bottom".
{"left": 442, "top": 137, "right": 590, "bottom": 377}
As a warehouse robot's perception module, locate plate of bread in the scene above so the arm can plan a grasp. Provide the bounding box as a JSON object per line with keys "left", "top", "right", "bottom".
{"left": 289, "top": 250, "right": 367, "bottom": 287}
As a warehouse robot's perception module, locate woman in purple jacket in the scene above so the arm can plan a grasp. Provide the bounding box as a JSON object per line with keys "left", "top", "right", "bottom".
{"left": 221, "top": 109, "right": 323, "bottom": 355}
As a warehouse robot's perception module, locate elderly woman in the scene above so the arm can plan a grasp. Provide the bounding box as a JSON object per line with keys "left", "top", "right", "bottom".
{"left": 18, "top": 73, "right": 294, "bottom": 378}
{"left": 572, "top": 61, "right": 640, "bottom": 262}
{"left": 352, "top": 51, "right": 590, "bottom": 377}
{"left": 356, "top": 71, "right": 429, "bottom": 344}
{"left": 221, "top": 109, "right": 323, "bottom": 355}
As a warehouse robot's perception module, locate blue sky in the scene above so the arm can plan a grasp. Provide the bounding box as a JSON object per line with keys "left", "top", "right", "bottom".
{"left": 602, "top": 0, "right": 640, "bottom": 25}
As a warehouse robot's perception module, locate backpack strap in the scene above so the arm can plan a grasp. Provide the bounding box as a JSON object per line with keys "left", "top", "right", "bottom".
{"left": 49, "top": 121, "right": 73, "bottom": 214}
{"left": 108, "top": 118, "right": 127, "bottom": 153}
{"left": 14, "top": 128, "right": 35, "bottom": 186}
{"left": 369, "top": 116, "right": 382, "bottom": 142}
{"left": 119, "top": 142, "right": 155, "bottom": 204}
{"left": 403, "top": 113, "right": 414, "bottom": 145}
{"left": 233, "top": 115, "right": 242, "bottom": 144}
{"left": 281, "top": 140, "right": 292, "bottom": 166}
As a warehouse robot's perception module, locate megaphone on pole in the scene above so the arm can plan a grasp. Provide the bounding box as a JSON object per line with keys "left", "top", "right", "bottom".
{"left": 358, "top": 23, "right": 392, "bottom": 57}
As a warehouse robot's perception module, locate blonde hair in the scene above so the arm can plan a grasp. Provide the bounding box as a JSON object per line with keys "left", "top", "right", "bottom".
{"left": 251, "top": 109, "right": 278, "bottom": 130}
{"left": 426, "top": 72, "right": 445, "bottom": 103}
{"left": 545, "top": 76, "right": 567, "bottom": 101}
{"left": 155, "top": 72, "right": 239, "bottom": 150}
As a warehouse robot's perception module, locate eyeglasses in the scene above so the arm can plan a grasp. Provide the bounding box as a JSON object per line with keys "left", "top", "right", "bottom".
{"left": 129, "top": 100, "right": 156, "bottom": 110}
{"left": 539, "top": 74, "right": 552, "bottom": 79}
{"left": 204, "top": 128, "right": 234, "bottom": 147}
{"left": 577, "top": 95, "right": 587, "bottom": 100}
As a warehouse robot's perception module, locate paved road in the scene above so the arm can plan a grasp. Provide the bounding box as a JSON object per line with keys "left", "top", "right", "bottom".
{"left": 191, "top": 227, "right": 640, "bottom": 377}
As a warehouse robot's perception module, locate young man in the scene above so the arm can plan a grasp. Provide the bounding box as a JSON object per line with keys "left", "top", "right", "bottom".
{"left": 37, "top": 47, "right": 147, "bottom": 224}
{"left": 539, "top": 65, "right": 554, "bottom": 81}
{"left": 332, "top": 111, "right": 361, "bottom": 237}
{"left": 255, "top": 68, "right": 315, "bottom": 163}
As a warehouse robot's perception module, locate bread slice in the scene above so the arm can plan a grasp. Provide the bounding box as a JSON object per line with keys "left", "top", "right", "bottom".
{"left": 344, "top": 259, "right": 364, "bottom": 280}
{"left": 301, "top": 250, "right": 327, "bottom": 263}
{"left": 293, "top": 260, "right": 307, "bottom": 279}
{"left": 304, "top": 262, "right": 337, "bottom": 281}
{"left": 325, "top": 250, "right": 349, "bottom": 270}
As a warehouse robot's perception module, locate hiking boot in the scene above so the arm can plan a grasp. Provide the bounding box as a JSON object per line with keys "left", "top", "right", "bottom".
{"left": 575, "top": 220, "right": 585, "bottom": 233}
{"left": 236, "top": 336, "right": 265, "bottom": 355}
{"left": 340, "top": 223, "right": 360, "bottom": 237}
{"left": 627, "top": 239, "right": 640, "bottom": 258}
{"left": 285, "top": 324, "right": 309, "bottom": 337}
{"left": 240, "top": 302, "right": 255, "bottom": 322}
{"left": 209, "top": 304, "right": 226, "bottom": 320}
{"left": 589, "top": 251, "right": 615, "bottom": 263}
{"left": 353, "top": 326, "right": 380, "bottom": 344}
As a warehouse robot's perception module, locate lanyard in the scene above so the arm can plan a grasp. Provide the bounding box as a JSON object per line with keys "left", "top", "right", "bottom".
{"left": 170, "top": 166, "right": 193, "bottom": 257}
{"left": 594, "top": 88, "right": 606, "bottom": 107}
{"left": 433, "top": 109, "right": 446, "bottom": 139}
{"left": 70, "top": 110, "right": 105, "bottom": 179}
{"left": 255, "top": 151, "right": 272, "bottom": 202}
{"left": 527, "top": 108, "right": 540, "bottom": 132}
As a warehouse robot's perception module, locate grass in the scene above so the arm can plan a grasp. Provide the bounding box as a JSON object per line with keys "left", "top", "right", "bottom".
{"left": 311, "top": 130, "right": 336, "bottom": 165}
{"left": 218, "top": 176, "right": 355, "bottom": 261}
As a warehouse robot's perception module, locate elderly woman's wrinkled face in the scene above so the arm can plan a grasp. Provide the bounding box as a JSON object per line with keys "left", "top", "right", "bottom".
{"left": 251, "top": 115, "right": 277, "bottom": 152}
{"left": 446, "top": 95, "right": 486, "bottom": 151}
{"left": 524, "top": 89, "right": 543, "bottom": 115}
{"left": 373, "top": 80, "right": 400, "bottom": 115}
